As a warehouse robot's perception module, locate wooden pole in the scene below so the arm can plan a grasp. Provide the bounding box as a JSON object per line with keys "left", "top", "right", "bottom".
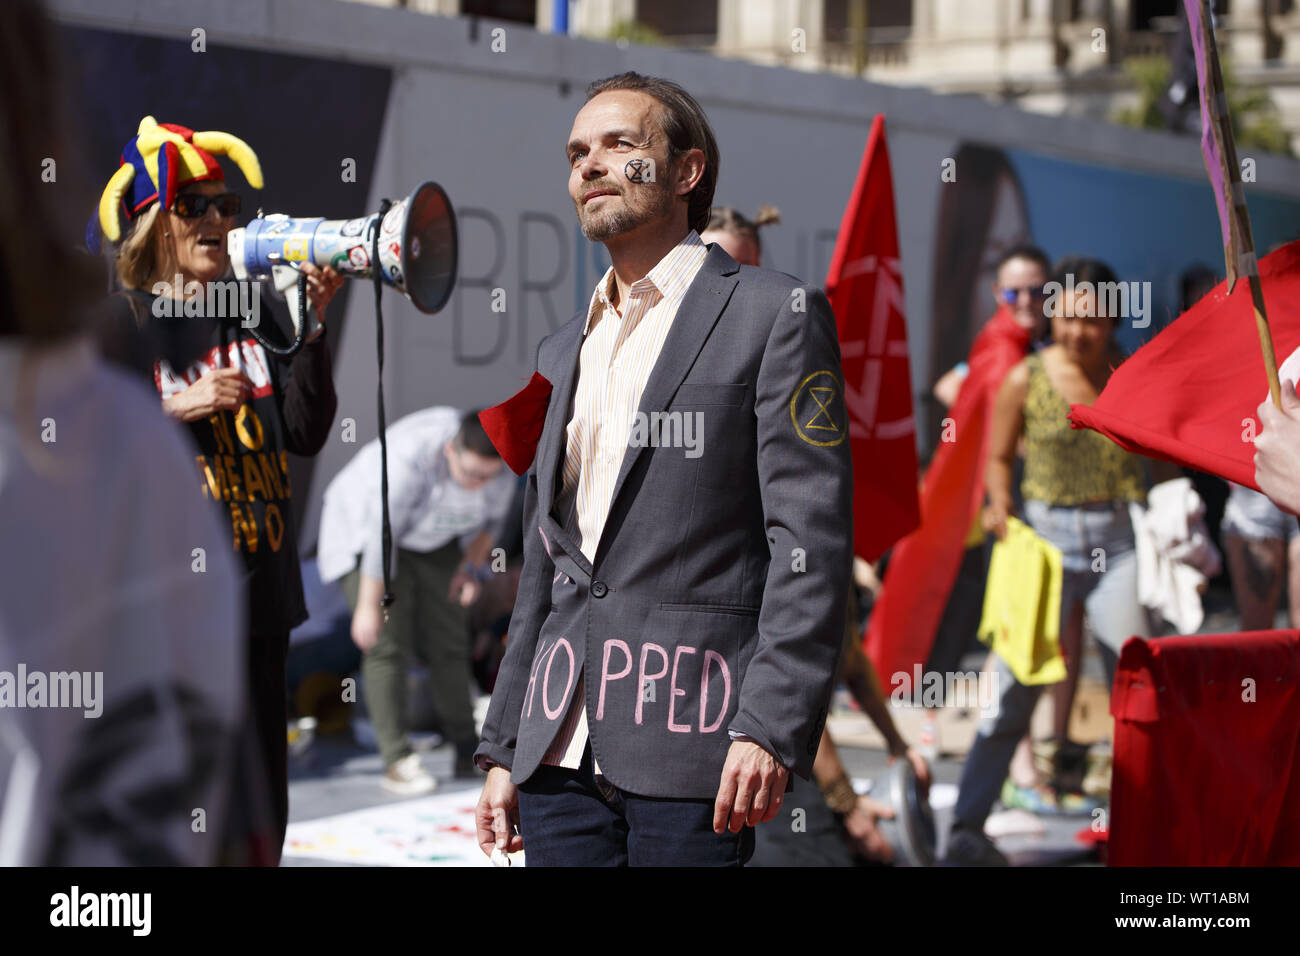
{"left": 1188, "top": 0, "right": 1283, "bottom": 407}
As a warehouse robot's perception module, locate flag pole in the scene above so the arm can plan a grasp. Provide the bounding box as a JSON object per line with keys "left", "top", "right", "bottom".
{"left": 1186, "top": 0, "right": 1282, "bottom": 407}
{"left": 1248, "top": 273, "right": 1282, "bottom": 408}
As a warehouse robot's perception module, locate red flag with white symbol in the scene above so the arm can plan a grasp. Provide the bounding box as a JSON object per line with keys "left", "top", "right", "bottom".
{"left": 825, "top": 114, "right": 920, "bottom": 562}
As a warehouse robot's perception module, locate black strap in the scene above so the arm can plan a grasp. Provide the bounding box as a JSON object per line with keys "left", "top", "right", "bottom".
{"left": 246, "top": 271, "right": 308, "bottom": 357}
{"left": 373, "top": 200, "right": 396, "bottom": 617}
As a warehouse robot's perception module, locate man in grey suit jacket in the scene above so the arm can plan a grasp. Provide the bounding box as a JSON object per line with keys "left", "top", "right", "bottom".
{"left": 474, "top": 72, "right": 853, "bottom": 866}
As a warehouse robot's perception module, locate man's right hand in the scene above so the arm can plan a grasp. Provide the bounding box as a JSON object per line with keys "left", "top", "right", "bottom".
{"left": 162, "top": 368, "right": 252, "bottom": 422}
{"left": 476, "top": 766, "right": 523, "bottom": 858}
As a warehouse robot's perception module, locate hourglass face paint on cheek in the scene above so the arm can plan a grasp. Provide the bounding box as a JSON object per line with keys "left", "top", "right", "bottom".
{"left": 624, "top": 158, "right": 654, "bottom": 183}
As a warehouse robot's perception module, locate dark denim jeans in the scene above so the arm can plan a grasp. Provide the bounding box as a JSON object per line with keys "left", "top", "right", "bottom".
{"left": 517, "top": 746, "right": 755, "bottom": 866}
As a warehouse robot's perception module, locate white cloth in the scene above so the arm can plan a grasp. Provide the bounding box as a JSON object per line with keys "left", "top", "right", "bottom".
{"left": 316, "top": 406, "right": 514, "bottom": 584}
{"left": 1129, "top": 477, "right": 1222, "bottom": 634}
{"left": 0, "top": 337, "right": 241, "bottom": 865}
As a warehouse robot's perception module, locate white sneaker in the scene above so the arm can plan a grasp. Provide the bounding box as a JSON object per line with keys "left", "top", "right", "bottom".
{"left": 381, "top": 753, "right": 438, "bottom": 796}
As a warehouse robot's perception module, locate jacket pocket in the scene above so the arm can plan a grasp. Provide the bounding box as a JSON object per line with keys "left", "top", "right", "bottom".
{"left": 670, "top": 383, "right": 747, "bottom": 407}
{"left": 660, "top": 602, "right": 760, "bottom": 617}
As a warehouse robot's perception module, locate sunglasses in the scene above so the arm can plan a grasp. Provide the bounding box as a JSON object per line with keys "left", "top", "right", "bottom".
{"left": 998, "top": 286, "right": 1047, "bottom": 304}
{"left": 171, "top": 192, "right": 242, "bottom": 219}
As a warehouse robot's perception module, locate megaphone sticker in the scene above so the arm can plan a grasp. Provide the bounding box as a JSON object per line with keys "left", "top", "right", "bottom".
{"left": 381, "top": 206, "right": 403, "bottom": 236}
{"left": 340, "top": 217, "right": 366, "bottom": 238}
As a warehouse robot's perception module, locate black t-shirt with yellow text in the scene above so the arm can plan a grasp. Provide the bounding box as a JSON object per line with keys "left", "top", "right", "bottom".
{"left": 99, "top": 290, "right": 337, "bottom": 635}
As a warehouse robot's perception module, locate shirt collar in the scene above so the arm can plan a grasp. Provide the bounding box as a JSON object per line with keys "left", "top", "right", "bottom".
{"left": 583, "top": 230, "right": 707, "bottom": 335}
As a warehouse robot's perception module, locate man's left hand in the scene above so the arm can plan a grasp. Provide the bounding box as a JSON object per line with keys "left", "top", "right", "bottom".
{"left": 713, "top": 740, "right": 788, "bottom": 834}
{"left": 301, "top": 263, "right": 344, "bottom": 336}
{"left": 1255, "top": 379, "right": 1300, "bottom": 516}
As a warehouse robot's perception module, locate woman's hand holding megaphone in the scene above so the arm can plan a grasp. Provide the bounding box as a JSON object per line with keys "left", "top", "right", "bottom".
{"left": 299, "top": 263, "right": 344, "bottom": 341}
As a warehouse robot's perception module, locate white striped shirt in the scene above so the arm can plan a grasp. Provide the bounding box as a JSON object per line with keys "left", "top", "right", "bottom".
{"left": 541, "top": 230, "right": 709, "bottom": 769}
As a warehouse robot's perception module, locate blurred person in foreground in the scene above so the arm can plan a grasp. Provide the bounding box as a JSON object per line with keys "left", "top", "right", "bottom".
{"left": 704, "top": 205, "right": 928, "bottom": 864}
{"left": 474, "top": 72, "right": 853, "bottom": 866}
{"left": 947, "top": 258, "right": 1155, "bottom": 865}
{"left": 1221, "top": 254, "right": 1300, "bottom": 631}
{"left": 90, "top": 114, "right": 343, "bottom": 864}
{"left": 1255, "top": 381, "right": 1300, "bottom": 519}
{"left": 0, "top": 0, "right": 241, "bottom": 864}
{"left": 317, "top": 407, "right": 513, "bottom": 793}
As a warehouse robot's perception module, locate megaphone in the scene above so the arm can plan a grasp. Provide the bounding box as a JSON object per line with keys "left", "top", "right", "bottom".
{"left": 228, "top": 180, "right": 457, "bottom": 316}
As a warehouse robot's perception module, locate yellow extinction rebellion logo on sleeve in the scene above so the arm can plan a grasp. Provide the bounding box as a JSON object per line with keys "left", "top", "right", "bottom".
{"left": 790, "top": 370, "right": 847, "bottom": 447}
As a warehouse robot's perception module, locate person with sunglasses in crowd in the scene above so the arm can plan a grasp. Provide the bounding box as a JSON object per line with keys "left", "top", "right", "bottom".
{"left": 947, "top": 257, "right": 1156, "bottom": 865}
{"left": 904, "top": 245, "right": 1050, "bottom": 768}
{"left": 90, "top": 117, "right": 343, "bottom": 865}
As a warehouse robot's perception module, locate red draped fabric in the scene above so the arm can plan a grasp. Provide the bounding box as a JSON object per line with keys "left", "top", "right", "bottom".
{"left": 1110, "top": 629, "right": 1300, "bottom": 865}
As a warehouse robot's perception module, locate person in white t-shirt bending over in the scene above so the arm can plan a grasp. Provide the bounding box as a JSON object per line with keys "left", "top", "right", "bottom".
{"left": 317, "top": 408, "right": 514, "bottom": 794}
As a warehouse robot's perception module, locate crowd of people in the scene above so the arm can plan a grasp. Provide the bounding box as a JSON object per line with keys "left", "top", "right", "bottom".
{"left": 7, "top": 0, "right": 1300, "bottom": 867}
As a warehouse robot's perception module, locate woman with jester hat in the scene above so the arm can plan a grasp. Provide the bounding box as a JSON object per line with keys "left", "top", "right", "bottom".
{"left": 91, "top": 116, "right": 343, "bottom": 865}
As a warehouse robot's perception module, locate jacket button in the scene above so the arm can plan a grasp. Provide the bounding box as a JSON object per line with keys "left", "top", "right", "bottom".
{"left": 591, "top": 580, "right": 608, "bottom": 598}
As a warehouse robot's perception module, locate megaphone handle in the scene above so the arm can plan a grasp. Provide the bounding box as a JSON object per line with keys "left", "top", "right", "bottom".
{"left": 245, "top": 269, "right": 308, "bottom": 357}
{"left": 373, "top": 198, "right": 398, "bottom": 617}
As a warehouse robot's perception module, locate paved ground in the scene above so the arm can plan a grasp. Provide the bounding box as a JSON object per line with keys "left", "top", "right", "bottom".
{"left": 283, "top": 704, "right": 1100, "bottom": 866}
{"left": 282, "top": 584, "right": 1255, "bottom": 866}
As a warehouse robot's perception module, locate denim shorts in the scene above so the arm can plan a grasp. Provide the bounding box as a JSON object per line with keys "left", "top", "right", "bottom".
{"left": 1021, "top": 498, "right": 1149, "bottom": 663}
{"left": 1022, "top": 499, "right": 1137, "bottom": 574}
{"left": 1222, "top": 483, "right": 1300, "bottom": 543}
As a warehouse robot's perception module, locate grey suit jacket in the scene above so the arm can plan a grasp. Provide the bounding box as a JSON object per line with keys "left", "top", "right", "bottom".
{"left": 476, "top": 243, "right": 853, "bottom": 798}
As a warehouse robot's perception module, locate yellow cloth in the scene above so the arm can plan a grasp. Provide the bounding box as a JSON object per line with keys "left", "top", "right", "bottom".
{"left": 963, "top": 511, "right": 985, "bottom": 548}
{"left": 978, "top": 516, "right": 1067, "bottom": 685}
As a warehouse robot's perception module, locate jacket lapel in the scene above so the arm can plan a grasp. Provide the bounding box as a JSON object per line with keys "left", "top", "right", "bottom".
{"left": 534, "top": 314, "right": 589, "bottom": 576}
{"left": 535, "top": 243, "right": 741, "bottom": 575}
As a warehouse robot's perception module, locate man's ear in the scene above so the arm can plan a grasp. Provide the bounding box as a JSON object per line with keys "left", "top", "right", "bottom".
{"left": 673, "top": 147, "right": 706, "bottom": 198}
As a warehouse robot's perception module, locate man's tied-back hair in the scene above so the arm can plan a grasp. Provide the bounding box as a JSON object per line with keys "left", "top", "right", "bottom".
{"left": 586, "top": 72, "right": 719, "bottom": 235}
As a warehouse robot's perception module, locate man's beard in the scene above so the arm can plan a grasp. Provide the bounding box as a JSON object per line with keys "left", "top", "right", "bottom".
{"left": 579, "top": 202, "right": 639, "bottom": 242}
{"left": 577, "top": 178, "right": 674, "bottom": 242}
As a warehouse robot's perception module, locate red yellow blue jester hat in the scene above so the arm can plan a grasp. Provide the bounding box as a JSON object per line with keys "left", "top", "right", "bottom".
{"left": 87, "top": 115, "right": 263, "bottom": 253}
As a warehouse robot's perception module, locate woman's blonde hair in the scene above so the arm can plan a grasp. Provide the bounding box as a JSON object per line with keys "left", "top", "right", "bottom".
{"left": 115, "top": 204, "right": 177, "bottom": 294}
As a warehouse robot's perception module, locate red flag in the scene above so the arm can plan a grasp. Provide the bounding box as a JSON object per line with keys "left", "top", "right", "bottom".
{"left": 825, "top": 114, "right": 919, "bottom": 562}
{"left": 1069, "top": 241, "right": 1300, "bottom": 489}
{"left": 864, "top": 306, "right": 1031, "bottom": 684}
